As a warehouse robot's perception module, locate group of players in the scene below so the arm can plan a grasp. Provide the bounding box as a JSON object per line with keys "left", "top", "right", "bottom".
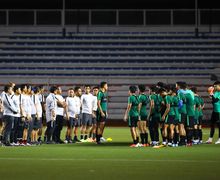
{"left": 124, "top": 81, "right": 220, "bottom": 147}
{"left": 0, "top": 80, "right": 220, "bottom": 148}
{"left": 0, "top": 82, "right": 108, "bottom": 146}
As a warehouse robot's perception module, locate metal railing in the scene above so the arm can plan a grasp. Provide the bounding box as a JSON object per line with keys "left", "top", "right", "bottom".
{"left": 0, "top": 9, "right": 219, "bottom": 27}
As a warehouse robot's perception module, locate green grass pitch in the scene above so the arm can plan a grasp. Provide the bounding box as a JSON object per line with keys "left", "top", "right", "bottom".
{"left": 0, "top": 127, "right": 220, "bottom": 180}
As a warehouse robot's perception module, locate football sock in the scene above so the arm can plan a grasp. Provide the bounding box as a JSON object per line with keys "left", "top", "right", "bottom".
{"left": 74, "top": 136, "right": 78, "bottom": 141}
{"left": 174, "top": 133, "right": 179, "bottom": 144}
{"left": 140, "top": 133, "right": 144, "bottom": 144}
{"left": 80, "top": 135, "right": 83, "bottom": 140}
{"left": 144, "top": 133, "right": 148, "bottom": 144}
{"left": 96, "top": 134, "right": 101, "bottom": 143}
{"left": 92, "top": 133, "right": 96, "bottom": 139}
{"left": 198, "top": 129, "right": 202, "bottom": 140}
{"left": 84, "top": 135, "right": 88, "bottom": 140}
{"left": 187, "top": 129, "right": 193, "bottom": 143}
{"left": 193, "top": 129, "right": 199, "bottom": 140}
{"left": 89, "top": 132, "right": 92, "bottom": 138}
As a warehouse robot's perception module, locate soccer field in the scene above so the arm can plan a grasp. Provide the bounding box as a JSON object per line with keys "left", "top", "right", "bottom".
{"left": 0, "top": 127, "right": 220, "bottom": 180}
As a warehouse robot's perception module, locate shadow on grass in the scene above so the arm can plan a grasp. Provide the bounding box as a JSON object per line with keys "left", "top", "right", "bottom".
{"left": 67, "top": 141, "right": 131, "bottom": 147}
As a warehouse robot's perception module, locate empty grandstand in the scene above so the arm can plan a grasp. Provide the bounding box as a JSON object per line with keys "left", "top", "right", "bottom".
{"left": 1, "top": 5, "right": 220, "bottom": 123}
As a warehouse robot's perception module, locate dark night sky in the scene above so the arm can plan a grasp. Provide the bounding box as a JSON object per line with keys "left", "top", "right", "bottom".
{"left": 0, "top": 0, "right": 219, "bottom": 9}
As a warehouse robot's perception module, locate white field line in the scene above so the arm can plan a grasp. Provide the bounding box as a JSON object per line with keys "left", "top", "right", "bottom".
{"left": 0, "top": 157, "right": 219, "bottom": 163}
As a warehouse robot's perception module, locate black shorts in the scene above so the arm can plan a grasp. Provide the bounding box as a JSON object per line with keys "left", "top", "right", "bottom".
{"left": 150, "top": 116, "right": 161, "bottom": 123}
{"left": 211, "top": 112, "right": 220, "bottom": 124}
{"left": 165, "top": 115, "right": 175, "bottom": 125}
{"left": 180, "top": 113, "right": 187, "bottom": 125}
{"left": 128, "top": 116, "right": 139, "bottom": 127}
{"left": 96, "top": 111, "right": 107, "bottom": 123}
{"left": 140, "top": 115, "right": 148, "bottom": 121}
{"left": 198, "top": 116, "right": 203, "bottom": 125}
{"left": 194, "top": 117, "right": 199, "bottom": 126}
{"left": 187, "top": 116, "right": 194, "bottom": 128}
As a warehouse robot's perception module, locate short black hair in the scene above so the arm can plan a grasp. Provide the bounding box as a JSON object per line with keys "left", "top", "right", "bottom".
{"left": 33, "top": 86, "right": 40, "bottom": 94}
{"left": 13, "top": 85, "right": 20, "bottom": 92}
{"left": 149, "top": 85, "right": 159, "bottom": 93}
{"left": 170, "top": 85, "right": 177, "bottom": 94}
{"left": 100, "top": 82, "right": 107, "bottom": 88}
{"left": 84, "top": 85, "right": 91, "bottom": 88}
{"left": 176, "top": 81, "right": 187, "bottom": 89}
{"left": 50, "top": 86, "right": 58, "bottom": 93}
{"left": 74, "top": 86, "right": 81, "bottom": 93}
{"left": 190, "top": 87, "right": 198, "bottom": 94}
{"left": 138, "top": 85, "right": 146, "bottom": 92}
{"left": 158, "top": 87, "right": 167, "bottom": 94}
{"left": 129, "top": 86, "right": 137, "bottom": 93}
{"left": 20, "top": 84, "right": 27, "bottom": 91}
{"left": 68, "top": 88, "right": 74, "bottom": 91}
{"left": 38, "top": 85, "right": 44, "bottom": 89}
{"left": 4, "top": 85, "right": 12, "bottom": 93}
{"left": 157, "top": 82, "right": 165, "bottom": 88}
{"left": 213, "top": 81, "right": 220, "bottom": 86}
{"left": 93, "top": 86, "right": 99, "bottom": 90}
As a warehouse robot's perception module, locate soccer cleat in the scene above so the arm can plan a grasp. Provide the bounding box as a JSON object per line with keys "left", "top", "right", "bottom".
{"left": 162, "top": 141, "right": 167, "bottom": 146}
{"left": 186, "top": 143, "right": 193, "bottom": 147}
{"left": 13, "top": 142, "right": 20, "bottom": 146}
{"left": 100, "top": 137, "right": 107, "bottom": 142}
{"left": 215, "top": 139, "right": 220, "bottom": 144}
{"left": 205, "top": 138, "right": 213, "bottom": 144}
{"left": 130, "top": 144, "right": 137, "bottom": 147}
{"left": 167, "top": 142, "right": 173, "bottom": 147}
{"left": 80, "top": 139, "right": 86, "bottom": 142}
{"left": 143, "top": 144, "right": 149, "bottom": 147}
{"left": 137, "top": 143, "right": 144, "bottom": 147}
{"left": 193, "top": 140, "right": 199, "bottom": 145}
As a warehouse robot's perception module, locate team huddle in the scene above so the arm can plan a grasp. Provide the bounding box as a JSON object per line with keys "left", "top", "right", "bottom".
{"left": 124, "top": 81, "right": 220, "bottom": 147}
{"left": 0, "top": 82, "right": 108, "bottom": 146}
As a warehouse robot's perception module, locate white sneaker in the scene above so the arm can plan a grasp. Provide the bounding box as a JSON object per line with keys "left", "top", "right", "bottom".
{"left": 206, "top": 138, "right": 213, "bottom": 144}
{"left": 135, "top": 143, "right": 142, "bottom": 147}
{"left": 162, "top": 141, "right": 167, "bottom": 145}
{"left": 100, "top": 137, "right": 106, "bottom": 142}
{"left": 167, "top": 142, "right": 173, "bottom": 147}
{"left": 14, "top": 142, "right": 20, "bottom": 146}
{"left": 138, "top": 143, "right": 144, "bottom": 147}
{"left": 215, "top": 139, "right": 220, "bottom": 144}
{"left": 193, "top": 139, "right": 199, "bottom": 145}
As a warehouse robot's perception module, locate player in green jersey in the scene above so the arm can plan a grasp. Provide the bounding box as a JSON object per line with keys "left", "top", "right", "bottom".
{"left": 124, "top": 86, "right": 140, "bottom": 147}
{"left": 176, "top": 82, "right": 187, "bottom": 146}
{"left": 191, "top": 87, "right": 201, "bottom": 144}
{"left": 96, "top": 82, "right": 108, "bottom": 144}
{"left": 158, "top": 87, "right": 170, "bottom": 146}
{"left": 184, "top": 86, "right": 195, "bottom": 146}
{"left": 138, "top": 85, "right": 150, "bottom": 146}
{"left": 148, "top": 85, "right": 161, "bottom": 146}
